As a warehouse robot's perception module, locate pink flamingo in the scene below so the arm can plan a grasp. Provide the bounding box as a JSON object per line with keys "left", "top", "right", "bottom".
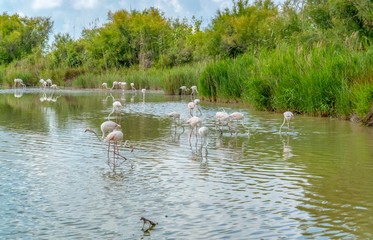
{"left": 280, "top": 111, "right": 294, "bottom": 134}
{"left": 230, "top": 112, "right": 250, "bottom": 135}
{"left": 188, "top": 102, "right": 195, "bottom": 117}
{"left": 103, "top": 129, "right": 133, "bottom": 169}
{"left": 215, "top": 111, "right": 231, "bottom": 134}
{"left": 187, "top": 116, "right": 201, "bottom": 146}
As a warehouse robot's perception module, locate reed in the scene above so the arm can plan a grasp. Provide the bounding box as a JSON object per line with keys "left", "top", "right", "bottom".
{"left": 199, "top": 43, "right": 373, "bottom": 121}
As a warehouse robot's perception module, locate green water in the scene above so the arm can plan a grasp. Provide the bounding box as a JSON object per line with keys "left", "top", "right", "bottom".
{"left": 0, "top": 88, "right": 372, "bottom": 239}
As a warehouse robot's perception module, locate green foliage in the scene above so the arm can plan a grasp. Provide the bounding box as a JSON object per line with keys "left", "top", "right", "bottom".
{"left": 352, "top": 83, "right": 373, "bottom": 120}
{"left": 0, "top": 13, "right": 52, "bottom": 65}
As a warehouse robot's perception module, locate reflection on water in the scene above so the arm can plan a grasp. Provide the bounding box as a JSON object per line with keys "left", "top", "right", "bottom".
{"left": 1, "top": 89, "right": 373, "bottom": 239}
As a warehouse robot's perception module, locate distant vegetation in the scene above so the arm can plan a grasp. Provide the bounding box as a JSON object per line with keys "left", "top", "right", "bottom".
{"left": 1, "top": 0, "right": 373, "bottom": 124}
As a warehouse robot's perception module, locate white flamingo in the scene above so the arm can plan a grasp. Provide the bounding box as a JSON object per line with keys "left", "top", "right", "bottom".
{"left": 230, "top": 112, "right": 250, "bottom": 135}
{"left": 14, "top": 78, "right": 25, "bottom": 89}
{"left": 280, "top": 111, "right": 294, "bottom": 134}
{"left": 108, "top": 101, "right": 122, "bottom": 121}
{"left": 193, "top": 99, "right": 202, "bottom": 115}
{"left": 46, "top": 79, "right": 52, "bottom": 88}
{"left": 40, "top": 79, "right": 47, "bottom": 90}
{"left": 131, "top": 83, "right": 136, "bottom": 92}
{"left": 102, "top": 82, "right": 118, "bottom": 91}
{"left": 216, "top": 111, "right": 231, "bottom": 134}
{"left": 198, "top": 126, "right": 209, "bottom": 152}
{"left": 190, "top": 85, "right": 198, "bottom": 98}
{"left": 119, "top": 82, "right": 127, "bottom": 91}
{"left": 180, "top": 86, "right": 189, "bottom": 95}
{"left": 85, "top": 121, "right": 121, "bottom": 140}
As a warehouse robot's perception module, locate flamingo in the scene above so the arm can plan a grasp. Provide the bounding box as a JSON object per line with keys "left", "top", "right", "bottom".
{"left": 131, "top": 83, "right": 136, "bottom": 92}
{"left": 193, "top": 99, "right": 202, "bottom": 115}
{"left": 190, "top": 85, "right": 198, "bottom": 98}
{"left": 108, "top": 101, "right": 122, "bottom": 121}
{"left": 216, "top": 111, "right": 231, "bottom": 134}
{"left": 188, "top": 102, "right": 195, "bottom": 117}
{"left": 180, "top": 86, "right": 189, "bottom": 95}
{"left": 40, "top": 79, "right": 47, "bottom": 90}
{"left": 187, "top": 116, "right": 201, "bottom": 145}
{"left": 51, "top": 84, "right": 58, "bottom": 90}
{"left": 230, "top": 112, "right": 250, "bottom": 135}
{"left": 85, "top": 121, "right": 121, "bottom": 140}
{"left": 198, "top": 126, "right": 209, "bottom": 153}
{"left": 46, "top": 79, "right": 52, "bottom": 88}
{"left": 168, "top": 111, "right": 181, "bottom": 124}
{"left": 119, "top": 82, "right": 127, "bottom": 91}
{"left": 14, "top": 78, "right": 25, "bottom": 89}
{"left": 280, "top": 111, "right": 294, "bottom": 134}
{"left": 103, "top": 129, "right": 133, "bottom": 166}
{"left": 85, "top": 126, "right": 133, "bottom": 170}
{"left": 102, "top": 82, "right": 118, "bottom": 91}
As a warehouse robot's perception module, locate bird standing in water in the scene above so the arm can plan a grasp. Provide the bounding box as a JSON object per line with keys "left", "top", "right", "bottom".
{"left": 198, "top": 126, "right": 209, "bottom": 154}
{"left": 230, "top": 112, "right": 250, "bottom": 135}
{"left": 280, "top": 111, "right": 294, "bottom": 134}
{"left": 215, "top": 111, "right": 231, "bottom": 134}
{"left": 188, "top": 102, "right": 195, "bottom": 117}
{"left": 187, "top": 116, "right": 202, "bottom": 146}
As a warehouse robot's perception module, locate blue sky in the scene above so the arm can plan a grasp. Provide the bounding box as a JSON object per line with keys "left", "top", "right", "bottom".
{"left": 1, "top": 0, "right": 233, "bottom": 41}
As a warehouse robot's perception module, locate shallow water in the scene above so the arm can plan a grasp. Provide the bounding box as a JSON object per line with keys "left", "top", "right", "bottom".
{"left": 1, "top": 88, "right": 373, "bottom": 239}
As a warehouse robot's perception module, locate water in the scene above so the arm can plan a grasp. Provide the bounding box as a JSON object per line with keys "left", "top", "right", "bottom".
{"left": 1, "top": 88, "right": 373, "bottom": 239}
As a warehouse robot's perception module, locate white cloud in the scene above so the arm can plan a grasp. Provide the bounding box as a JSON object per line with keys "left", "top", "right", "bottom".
{"left": 72, "top": 0, "right": 99, "bottom": 9}
{"left": 32, "top": 0, "right": 62, "bottom": 10}
{"left": 166, "top": 0, "right": 182, "bottom": 13}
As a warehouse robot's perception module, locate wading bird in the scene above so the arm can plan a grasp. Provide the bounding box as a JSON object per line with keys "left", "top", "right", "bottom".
{"left": 193, "top": 99, "right": 202, "bottom": 115}
{"left": 198, "top": 126, "right": 209, "bottom": 153}
{"left": 14, "top": 78, "right": 25, "bottom": 89}
{"left": 131, "top": 83, "right": 136, "bottom": 92}
{"left": 168, "top": 111, "right": 181, "bottom": 125}
{"left": 280, "top": 111, "right": 294, "bottom": 134}
{"left": 187, "top": 116, "right": 202, "bottom": 145}
{"left": 190, "top": 85, "right": 198, "bottom": 98}
{"left": 85, "top": 121, "right": 121, "bottom": 140}
{"left": 39, "top": 79, "right": 47, "bottom": 89}
{"left": 46, "top": 79, "right": 52, "bottom": 88}
{"left": 230, "top": 112, "right": 250, "bottom": 135}
{"left": 119, "top": 82, "right": 127, "bottom": 91}
{"left": 188, "top": 102, "right": 195, "bottom": 117}
{"left": 85, "top": 126, "right": 133, "bottom": 171}
{"left": 102, "top": 82, "right": 118, "bottom": 91}
{"left": 216, "top": 111, "right": 231, "bottom": 134}
{"left": 108, "top": 101, "right": 122, "bottom": 121}
{"left": 180, "top": 86, "right": 189, "bottom": 95}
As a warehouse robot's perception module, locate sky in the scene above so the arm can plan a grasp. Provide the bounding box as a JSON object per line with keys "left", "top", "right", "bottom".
{"left": 1, "top": 0, "right": 233, "bottom": 41}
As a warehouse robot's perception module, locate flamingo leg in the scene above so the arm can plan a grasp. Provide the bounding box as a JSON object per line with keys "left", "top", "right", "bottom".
{"left": 189, "top": 127, "right": 194, "bottom": 145}
{"left": 236, "top": 121, "right": 238, "bottom": 135}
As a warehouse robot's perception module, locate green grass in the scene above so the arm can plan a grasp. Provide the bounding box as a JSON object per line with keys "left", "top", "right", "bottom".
{"left": 198, "top": 43, "right": 373, "bottom": 123}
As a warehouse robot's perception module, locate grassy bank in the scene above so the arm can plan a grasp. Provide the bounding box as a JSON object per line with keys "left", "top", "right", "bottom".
{"left": 1, "top": 43, "right": 373, "bottom": 125}
{"left": 198, "top": 43, "right": 373, "bottom": 124}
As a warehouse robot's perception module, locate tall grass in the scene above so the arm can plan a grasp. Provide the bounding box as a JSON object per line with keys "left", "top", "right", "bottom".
{"left": 199, "top": 42, "right": 373, "bottom": 122}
